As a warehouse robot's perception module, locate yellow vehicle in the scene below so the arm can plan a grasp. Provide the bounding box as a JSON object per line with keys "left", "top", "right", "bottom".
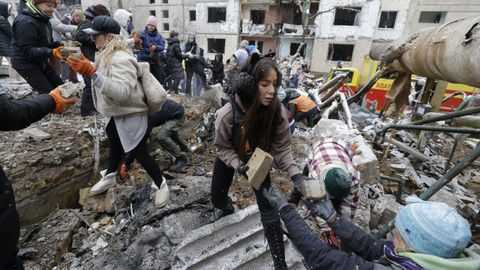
{"left": 327, "top": 67, "right": 360, "bottom": 98}
{"left": 328, "top": 56, "right": 479, "bottom": 112}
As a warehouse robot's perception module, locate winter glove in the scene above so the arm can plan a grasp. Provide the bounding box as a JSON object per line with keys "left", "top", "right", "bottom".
{"left": 133, "top": 33, "right": 142, "bottom": 44}
{"left": 52, "top": 46, "right": 66, "bottom": 60}
{"left": 149, "top": 44, "right": 157, "bottom": 52}
{"left": 291, "top": 173, "right": 310, "bottom": 191}
{"left": 303, "top": 195, "right": 337, "bottom": 223}
{"left": 120, "top": 163, "right": 129, "bottom": 180}
{"left": 49, "top": 88, "right": 75, "bottom": 113}
{"left": 262, "top": 185, "right": 289, "bottom": 211}
{"left": 235, "top": 163, "right": 249, "bottom": 178}
{"left": 67, "top": 54, "right": 96, "bottom": 76}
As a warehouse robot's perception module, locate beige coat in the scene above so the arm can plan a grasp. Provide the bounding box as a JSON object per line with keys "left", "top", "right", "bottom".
{"left": 93, "top": 50, "right": 149, "bottom": 117}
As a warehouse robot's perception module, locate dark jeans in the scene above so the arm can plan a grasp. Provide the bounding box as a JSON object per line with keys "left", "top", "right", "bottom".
{"left": 80, "top": 75, "right": 96, "bottom": 117}
{"left": 211, "top": 157, "right": 280, "bottom": 225}
{"left": 14, "top": 63, "right": 63, "bottom": 94}
{"left": 105, "top": 120, "right": 164, "bottom": 187}
{"left": 294, "top": 108, "right": 320, "bottom": 127}
{"left": 150, "top": 62, "right": 166, "bottom": 86}
{"left": 186, "top": 65, "right": 207, "bottom": 96}
{"left": 166, "top": 71, "right": 183, "bottom": 93}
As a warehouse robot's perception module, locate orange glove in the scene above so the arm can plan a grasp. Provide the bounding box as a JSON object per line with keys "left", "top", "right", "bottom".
{"left": 52, "top": 46, "right": 65, "bottom": 60}
{"left": 120, "top": 163, "right": 129, "bottom": 180}
{"left": 133, "top": 33, "right": 141, "bottom": 44}
{"left": 49, "top": 88, "right": 75, "bottom": 113}
{"left": 149, "top": 44, "right": 157, "bottom": 52}
{"left": 66, "top": 54, "right": 96, "bottom": 76}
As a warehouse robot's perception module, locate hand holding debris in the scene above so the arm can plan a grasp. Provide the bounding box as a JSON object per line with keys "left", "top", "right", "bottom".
{"left": 262, "top": 185, "right": 289, "bottom": 211}
{"left": 236, "top": 163, "right": 249, "bottom": 178}
{"left": 49, "top": 88, "right": 75, "bottom": 113}
{"left": 133, "top": 32, "right": 142, "bottom": 44}
{"left": 52, "top": 46, "right": 66, "bottom": 60}
{"left": 149, "top": 44, "right": 157, "bottom": 52}
{"left": 67, "top": 54, "right": 96, "bottom": 76}
{"left": 303, "top": 195, "right": 337, "bottom": 223}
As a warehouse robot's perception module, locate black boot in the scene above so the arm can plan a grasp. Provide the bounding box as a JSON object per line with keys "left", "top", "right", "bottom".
{"left": 214, "top": 196, "right": 235, "bottom": 221}
{"left": 264, "top": 222, "right": 288, "bottom": 270}
{"left": 170, "top": 154, "right": 187, "bottom": 173}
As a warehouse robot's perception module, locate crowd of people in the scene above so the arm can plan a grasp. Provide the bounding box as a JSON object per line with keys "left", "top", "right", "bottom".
{"left": 0, "top": 1, "right": 479, "bottom": 270}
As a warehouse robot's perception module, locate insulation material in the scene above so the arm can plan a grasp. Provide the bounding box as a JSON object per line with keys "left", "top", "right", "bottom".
{"left": 385, "top": 72, "right": 411, "bottom": 115}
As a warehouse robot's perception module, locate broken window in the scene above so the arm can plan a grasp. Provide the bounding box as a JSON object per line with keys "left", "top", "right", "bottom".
{"left": 163, "top": 10, "right": 169, "bottom": 19}
{"left": 378, "top": 11, "right": 397, "bottom": 28}
{"left": 293, "top": 5, "right": 302, "bottom": 25}
{"left": 248, "top": 40, "right": 264, "bottom": 53}
{"left": 150, "top": 10, "right": 156, "bottom": 17}
{"left": 419, "top": 11, "right": 446, "bottom": 23}
{"left": 290, "top": 43, "right": 306, "bottom": 57}
{"left": 250, "top": 10, "right": 265, "bottom": 25}
{"left": 190, "top": 10, "right": 196, "bottom": 21}
{"left": 162, "top": 0, "right": 168, "bottom": 3}
{"left": 208, "top": 38, "right": 226, "bottom": 54}
{"left": 328, "top": 44, "right": 354, "bottom": 61}
{"left": 163, "top": 23, "right": 169, "bottom": 31}
{"left": 333, "top": 7, "right": 362, "bottom": 26}
{"left": 150, "top": 0, "right": 155, "bottom": 4}
{"left": 208, "top": 7, "right": 226, "bottom": 23}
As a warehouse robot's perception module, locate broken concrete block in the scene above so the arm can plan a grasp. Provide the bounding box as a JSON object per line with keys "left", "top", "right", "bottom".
{"left": 58, "top": 81, "right": 82, "bottom": 99}
{"left": 300, "top": 179, "right": 326, "bottom": 200}
{"left": 430, "top": 188, "right": 460, "bottom": 208}
{"left": 467, "top": 176, "right": 480, "bottom": 194}
{"left": 378, "top": 195, "right": 403, "bottom": 226}
{"left": 246, "top": 148, "right": 273, "bottom": 190}
{"left": 79, "top": 185, "right": 134, "bottom": 213}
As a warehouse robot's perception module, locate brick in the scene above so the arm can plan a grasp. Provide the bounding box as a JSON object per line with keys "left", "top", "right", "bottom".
{"left": 378, "top": 195, "right": 403, "bottom": 226}
{"left": 299, "top": 179, "right": 326, "bottom": 200}
{"left": 247, "top": 148, "right": 274, "bottom": 190}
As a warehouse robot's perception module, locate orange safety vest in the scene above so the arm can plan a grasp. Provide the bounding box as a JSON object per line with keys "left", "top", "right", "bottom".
{"left": 289, "top": 95, "right": 317, "bottom": 113}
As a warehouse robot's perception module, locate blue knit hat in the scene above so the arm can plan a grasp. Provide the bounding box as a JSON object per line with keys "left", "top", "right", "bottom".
{"left": 395, "top": 196, "right": 471, "bottom": 258}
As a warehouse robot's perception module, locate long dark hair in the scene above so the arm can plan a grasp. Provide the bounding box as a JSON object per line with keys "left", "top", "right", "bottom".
{"left": 240, "top": 58, "right": 282, "bottom": 154}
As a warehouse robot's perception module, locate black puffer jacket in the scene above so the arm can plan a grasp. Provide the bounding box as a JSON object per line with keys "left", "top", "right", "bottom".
{"left": 148, "top": 99, "right": 184, "bottom": 127}
{"left": 0, "top": 93, "right": 55, "bottom": 270}
{"left": 166, "top": 37, "right": 183, "bottom": 75}
{"left": 75, "top": 6, "right": 96, "bottom": 61}
{"left": 0, "top": 2, "right": 11, "bottom": 57}
{"left": 11, "top": 3, "right": 58, "bottom": 68}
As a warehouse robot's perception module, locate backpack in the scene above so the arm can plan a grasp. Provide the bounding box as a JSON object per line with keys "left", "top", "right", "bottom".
{"left": 138, "top": 62, "right": 167, "bottom": 112}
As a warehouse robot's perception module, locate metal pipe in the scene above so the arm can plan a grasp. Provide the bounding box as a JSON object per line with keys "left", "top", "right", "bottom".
{"left": 442, "top": 91, "right": 467, "bottom": 103}
{"left": 374, "top": 144, "right": 480, "bottom": 239}
{"left": 348, "top": 69, "right": 386, "bottom": 105}
{"left": 382, "top": 124, "right": 480, "bottom": 136}
{"left": 411, "top": 107, "right": 480, "bottom": 125}
{"left": 338, "top": 92, "right": 353, "bottom": 129}
{"left": 379, "top": 175, "right": 403, "bottom": 203}
{"left": 386, "top": 136, "right": 431, "bottom": 161}
{"left": 317, "top": 74, "right": 346, "bottom": 95}
{"left": 444, "top": 138, "right": 459, "bottom": 173}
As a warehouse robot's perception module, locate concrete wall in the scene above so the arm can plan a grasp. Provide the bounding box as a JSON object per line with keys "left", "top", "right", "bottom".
{"left": 315, "top": 0, "right": 381, "bottom": 40}
{"left": 404, "top": 0, "right": 480, "bottom": 35}
{"left": 195, "top": 0, "right": 240, "bottom": 59}
{"left": 373, "top": 0, "right": 412, "bottom": 42}
{"left": 310, "top": 38, "right": 371, "bottom": 73}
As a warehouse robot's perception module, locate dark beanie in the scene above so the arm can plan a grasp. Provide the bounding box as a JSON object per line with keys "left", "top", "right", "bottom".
{"left": 32, "top": 0, "right": 57, "bottom": 6}
{"left": 232, "top": 72, "right": 256, "bottom": 106}
{"left": 324, "top": 167, "right": 352, "bottom": 199}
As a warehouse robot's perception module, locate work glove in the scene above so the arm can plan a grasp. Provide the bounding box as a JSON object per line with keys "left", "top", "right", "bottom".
{"left": 262, "top": 185, "right": 289, "bottom": 211}
{"left": 303, "top": 195, "right": 337, "bottom": 223}
{"left": 66, "top": 54, "right": 96, "bottom": 76}
{"left": 133, "top": 33, "right": 141, "bottom": 44}
{"left": 235, "top": 162, "right": 249, "bottom": 178}
{"left": 149, "top": 44, "right": 157, "bottom": 52}
{"left": 120, "top": 163, "right": 129, "bottom": 180}
{"left": 52, "top": 46, "right": 66, "bottom": 60}
{"left": 49, "top": 88, "right": 75, "bottom": 113}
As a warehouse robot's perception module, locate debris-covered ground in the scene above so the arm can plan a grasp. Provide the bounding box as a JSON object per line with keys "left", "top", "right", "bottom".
{"left": 2, "top": 65, "right": 480, "bottom": 269}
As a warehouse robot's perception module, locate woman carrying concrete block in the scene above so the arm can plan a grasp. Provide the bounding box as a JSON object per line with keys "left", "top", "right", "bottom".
{"left": 211, "top": 53, "right": 309, "bottom": 270}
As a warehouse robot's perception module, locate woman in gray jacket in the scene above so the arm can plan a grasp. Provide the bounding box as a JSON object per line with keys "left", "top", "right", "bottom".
{"left": 67, "top": 16, "right": 169, "bottom": 208}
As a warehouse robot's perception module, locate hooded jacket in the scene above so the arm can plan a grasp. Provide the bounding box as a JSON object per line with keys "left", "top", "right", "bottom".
{"left": 11, "top": 2, "right": 58, "bottom": 68}
{"left": 113, "top": 9, "right": 134, "bottom": 47}
{"left": 0, "top": 1, "right": 11, "bottom": 57}
{"left": 137, "top": 27, "right": 165, "bottom": 63}
{"left": 183, "top": 35, "right": 204, "bottom": 68}
{"left": 166, "top": 37, "right": 183, "bottom": 75}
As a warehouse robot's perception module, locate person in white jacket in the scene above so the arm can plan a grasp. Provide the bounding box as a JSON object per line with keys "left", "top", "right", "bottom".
{"left": 66, "top": 16, "right": 170, "bottom": 208}
{"left": 113, "top": 9, "right": 134, "bottom": 48}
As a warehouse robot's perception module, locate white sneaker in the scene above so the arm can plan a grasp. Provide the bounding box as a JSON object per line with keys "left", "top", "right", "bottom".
{"left": 153, "top": 178, "right": 169, "bottom": 208}
{"left": 90, "top": 172, "right": 117, "bottom": 195}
